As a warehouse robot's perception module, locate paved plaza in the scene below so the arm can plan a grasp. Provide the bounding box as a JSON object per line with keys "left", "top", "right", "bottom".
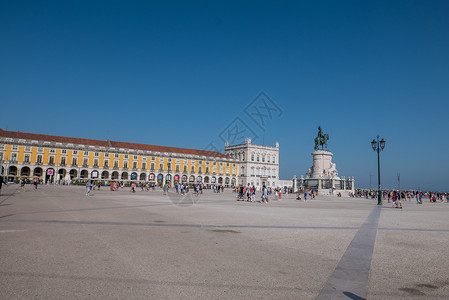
{"left": 1, "top": 185, "right": 448, "bottom": 299}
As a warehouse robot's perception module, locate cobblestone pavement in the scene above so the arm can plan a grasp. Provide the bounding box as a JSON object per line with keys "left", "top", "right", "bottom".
{"left": 1, "top": 185, "right": 448, "bottom": 299}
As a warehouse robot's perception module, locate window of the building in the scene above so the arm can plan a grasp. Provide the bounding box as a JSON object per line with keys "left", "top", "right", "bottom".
{"left": 49, "top": 156, "right": 55, "bottom": 164}
{"left": 24, "top": 154, "right": 30, "bottom": 163}
{"left": 37, "top": 155, "right": 43, "bottom": 164}
{"left": 267, "top": 155, "right": 270, "bottom": 162}
{"left": 12, "top": 145, "right": 18, "bottom": 150}
{"left": 114, "top": 161, "right": 119, "bottom": 168}
{"left": 142, "top": 157, "right": 146, "bottom": 161}
{"left": 152, "top": 157, "right": 155, "bottom": 161}
{"left": 104, "top": 160, "right": 109, "bottom": 168}
{"left": 142, "top": 162, "right": 146, "bottom": 170}
{"left": 84, "top": 151, "right": 89, "bottom": 156}
{"left": 83, "top": 158, "right": 88, "bottom": 166}
{"left": 257, "top": 155, "right": 260, "bottom": 162}
{"left": 134, "top": 155, "right": 137, "bottom": 159}
{"left": 94, "top": 152, "right": 99, "bottom": 157}
{"left": 205, "top": 167, "right": 209, "bottom": 173}
{"left": 251, "top": 168, "right": 254, "bottom": 176}
{"left": 256, "top": 169, "right": 260, "bottom": 176}
{"left": 199, "top": 166, "right": 202, "bottom": 173}
{"left": 94, "top": 159, "right": 99, "bottom": 166}
{"left": 133, "top": 162, "right": 137, "bottom": 169}
{"left": 60, "top": 157, "right": 66, "bottom": 165}
{"left": 251, "top": 154, "right": 254, "bottom": 161}
{"left": 50, "top": 149, "right": 55, "bottom": 153}
{"left": 262, "top": 155, "right": 265, "bottom": 162}
{"left": 25, "top": 146, "right": 31, "bottom": 151}
{"left": 73, "top": 150, "right": 78, "bottom": 155}
{"left": 10, "top": 153, "right": 17, "bottom": 162}
{"left": 183, "top": 165, "right": 187, "bottom": 172}
{"left": 0, "top": 145, "right": 4, "bottom": 150}
{"left": 123, "top": 161, "right": 128, "bottom": 169}
{"left": 72, "top": 157, "right": 77, "bottom": 165}
{"left": 159, "top": 163, "right": 163, "bottom": 171}
{"left": 38, "top": 147, "right": 43, "bottom": 152}
{"left": 62, "top": 149, "right": 67, "bottom": 154}
{"left": 191, "top": 166, "right": 195, "bottom": 173}
{"left": 176, "top": 165, "right": 180, "bottom": 172}
{"left": 272, "top": 156, "right": 275, "bottom": 163}
{"left": 115, "top": 154, "right": 119, "bottom": 158}
{"left": 124, "top": 154, "right": 128, "bottom": 159}
{"left": 150, "top": 163, "right": 155, "bottom": 170}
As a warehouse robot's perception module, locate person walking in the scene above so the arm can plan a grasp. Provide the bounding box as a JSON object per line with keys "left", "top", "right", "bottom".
{"left": 86, "top": 180, "right": 92, "bottom": 196}
{"left": 0, "top": 175, "right": 7, "bottom": 194}
{"left": 260, "top": 185, "right": 268, "bottom": 203}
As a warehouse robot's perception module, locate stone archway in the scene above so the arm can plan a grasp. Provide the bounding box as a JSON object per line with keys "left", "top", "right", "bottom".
{"left": 20, "top": 166, "right": 31, "bottom": 177}
{"left": 34, "top": 167, "right": 43, "bottom": 178}
{"left": 69, "top": 169, "right": 77, "bottom": 179}
{"left": 80, "top": 170, "right": 88, "bottom": 179}
{"left": 57, "top": 168, "right": 66, "bottom": 181}
{"left": 101, "top": 171, "right": 109, "bottom": 179}
{"left": 8, "top": 166, "right": 17, "bottom": 176}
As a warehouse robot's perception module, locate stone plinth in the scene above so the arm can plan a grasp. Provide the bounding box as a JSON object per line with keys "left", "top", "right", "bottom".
{"left": 311, "top": 150, "right": 334, "bottom": 178}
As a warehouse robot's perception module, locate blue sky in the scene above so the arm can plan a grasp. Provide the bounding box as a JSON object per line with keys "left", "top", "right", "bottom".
{"left": 1, "top": 1, "right": 449, "bottom": 191}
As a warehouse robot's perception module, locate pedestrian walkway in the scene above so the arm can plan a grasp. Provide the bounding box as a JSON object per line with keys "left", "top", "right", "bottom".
{"left": 1, "top": 185, "right": 448, "bottom": 299}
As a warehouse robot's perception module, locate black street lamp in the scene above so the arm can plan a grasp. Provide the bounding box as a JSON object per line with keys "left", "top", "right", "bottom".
{"left": 371, "top": 136, "right": 386, "bottom": 205}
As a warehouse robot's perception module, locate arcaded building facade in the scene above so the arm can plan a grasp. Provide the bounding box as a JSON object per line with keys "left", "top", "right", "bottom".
{"left": 0, "top": 128, "right": 237, "bottom": 187}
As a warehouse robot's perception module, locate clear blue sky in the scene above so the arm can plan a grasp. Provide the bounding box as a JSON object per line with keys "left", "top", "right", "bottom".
{"left": 1, "top": 1, "right": 448, "bottom": 191}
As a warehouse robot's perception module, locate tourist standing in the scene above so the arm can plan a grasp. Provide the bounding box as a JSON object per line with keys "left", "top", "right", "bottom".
{"left": 19, "top": 178, "right": 25, "bottom": 191}
{"left": 251, "top": 186, "right": 256, "bottom": 202}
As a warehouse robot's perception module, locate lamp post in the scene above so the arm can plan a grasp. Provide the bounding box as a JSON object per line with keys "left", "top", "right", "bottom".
{"left": 371, "top": 136, "right": 386, "bottom": 205}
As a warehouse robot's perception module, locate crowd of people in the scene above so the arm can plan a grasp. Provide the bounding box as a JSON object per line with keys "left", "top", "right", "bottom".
{"left": 233, "top": 184, "right": 291, "bottom": 203}
{"left": 353, "top": 189, "right": 449, "bottom": 207}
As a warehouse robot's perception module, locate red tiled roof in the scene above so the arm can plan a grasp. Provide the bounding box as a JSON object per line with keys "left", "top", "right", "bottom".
{"left": 0, "top": 128, "right": 229, "bottom": 158}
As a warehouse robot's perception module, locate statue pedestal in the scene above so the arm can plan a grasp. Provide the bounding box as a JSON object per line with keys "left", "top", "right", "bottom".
{"left": 298, "top": 149, "right": 355, "bottom": 195}
{"left": 311, "top": 150, "right": 334, "bottom": 178}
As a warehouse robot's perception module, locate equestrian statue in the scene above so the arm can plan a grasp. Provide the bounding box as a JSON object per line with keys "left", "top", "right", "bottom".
{"left": 314, "top": 126, "right": 329, "bottom": 150}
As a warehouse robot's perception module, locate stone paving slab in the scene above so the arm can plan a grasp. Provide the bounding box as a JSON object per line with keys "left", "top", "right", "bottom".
{"left": 1, "top": 184, "right": 448, "bottom": 299}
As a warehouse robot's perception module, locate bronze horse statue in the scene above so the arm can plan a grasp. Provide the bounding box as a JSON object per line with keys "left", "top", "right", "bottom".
{"left": 314, "top": 126, "right": 329, "bottom": 150}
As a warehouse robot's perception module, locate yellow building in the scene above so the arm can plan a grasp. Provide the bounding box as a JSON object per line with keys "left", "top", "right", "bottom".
{"left": 0, "top": 128, "right": 237, "bottom": 187}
